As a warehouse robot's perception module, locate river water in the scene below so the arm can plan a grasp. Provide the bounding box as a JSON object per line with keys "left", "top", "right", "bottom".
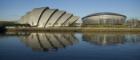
{"left": 0, "top": 32, "right": 140, "bottom": 60}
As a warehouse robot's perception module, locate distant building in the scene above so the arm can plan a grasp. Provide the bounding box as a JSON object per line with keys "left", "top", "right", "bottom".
{"left": 19, "top": 7, "right": 79, "bottom": 28}
{"left": 82, "top": 12, "right": 127, "bottom": 26}
{"left": 126, "top": 19, "right": 140, "bottom": 28}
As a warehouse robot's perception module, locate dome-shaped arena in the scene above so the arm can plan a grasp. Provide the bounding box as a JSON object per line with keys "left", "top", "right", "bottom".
{"left": 82, "top": 12, "right": 127, "bottom": 25}
{"left": 19, "top": 7, "right": 79, "bottom": 28}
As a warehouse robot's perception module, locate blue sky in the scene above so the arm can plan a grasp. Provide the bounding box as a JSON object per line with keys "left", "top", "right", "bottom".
{"left": 0, "top": 0, "right": 140, "bottom": 21}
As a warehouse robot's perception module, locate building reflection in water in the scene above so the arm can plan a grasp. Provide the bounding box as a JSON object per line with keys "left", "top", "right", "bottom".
{"left": 2, "top": 32, "right": 140, "bottom": 52}
{"left": 20, "top": 33, "right": 79, "bottom": 52}
{"left": 82, "top": 33, "right": 140, "bottom": 46}
{"left": 125, "top": 34, "right": 140, "bottom": 44}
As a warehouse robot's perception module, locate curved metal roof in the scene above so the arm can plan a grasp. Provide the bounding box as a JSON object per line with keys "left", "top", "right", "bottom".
{"left": 19, "top": 7, "right": 79, "bottom": 27}
{"left": 82, "top": 12, "right": 127, "bottom": 19}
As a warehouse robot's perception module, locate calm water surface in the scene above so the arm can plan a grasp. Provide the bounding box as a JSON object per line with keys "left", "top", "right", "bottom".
{"left": 0, "top": 32, "right": 140, "bottom": 60}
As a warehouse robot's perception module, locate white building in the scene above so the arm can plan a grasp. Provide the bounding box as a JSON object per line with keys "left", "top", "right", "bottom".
{"left": 19, "top": 7, "right": 79, "bottom": 28}
{"left": 82, "top": 12, "right": 127, "bottom": 26}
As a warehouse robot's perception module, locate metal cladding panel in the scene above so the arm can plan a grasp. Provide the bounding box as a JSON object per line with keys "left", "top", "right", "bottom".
{"left": 21, "top": 15, "right": 27, "bottom": 24}
{"left": 20, "top": 16, "right": 26, "bottom": 24}
{"left": 23, "top": 12, "right": 32, "bottom": 24}
{"left": 20, "top": 12, "right": 31, "bottom": 24}
{"left": 28, "top": 7, "right": 47, "bottom": 26}
{"left": 45, "top": 11, "right": 65, "bottom": 27}
{"left": 63, "top": 16, "right": 79, "bottom": 26}
{"left": 83, "top": 15, "right": 125, "bottom": 25}
{"left": 38, "top": 9, "right": 57, "bottom": 27}
{"left": 82, "top": 12, "right": 127, "bottom": 20}
{"left": 53, "top": 13, "right": 72, "bottom": 27}
{"left": 19, "top": 7, "right": 80, "bottom": 27}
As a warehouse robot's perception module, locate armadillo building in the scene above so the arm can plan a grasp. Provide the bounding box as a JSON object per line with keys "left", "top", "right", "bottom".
{"left": 82, "top": 12, "right": 127, "bottom": 26}
{"left": 19, "top": 7, "right": 79, "bottom": 28}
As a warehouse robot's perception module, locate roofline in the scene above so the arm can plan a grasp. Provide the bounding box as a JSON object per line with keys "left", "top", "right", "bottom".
{"left": 82, "top": 12, "right": 127, "bottom": 20}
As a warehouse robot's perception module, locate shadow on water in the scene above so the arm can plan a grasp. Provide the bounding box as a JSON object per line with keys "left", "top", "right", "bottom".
{"left": 0, "top": 26, "right": 6, "bottom": 33}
